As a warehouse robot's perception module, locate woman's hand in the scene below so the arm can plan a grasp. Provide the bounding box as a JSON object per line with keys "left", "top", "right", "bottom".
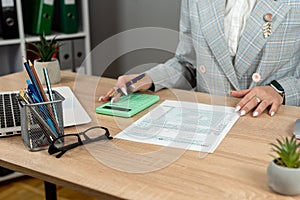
{"left": 230, "top": 86, "right": 284, "bottom": 117}
{"left": 99, "top": 74, "right": 154, "bottom": 102}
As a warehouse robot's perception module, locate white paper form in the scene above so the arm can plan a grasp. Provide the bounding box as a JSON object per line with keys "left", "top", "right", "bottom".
{"left": 115, "top": 100, "right": 240, "bottom": 153}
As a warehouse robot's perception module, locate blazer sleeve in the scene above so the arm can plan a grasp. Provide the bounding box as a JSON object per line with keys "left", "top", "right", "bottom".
{"left": 277, "top": 60, "right": 300, "bottom": 106}
{"left": 146, "top": 0, "right": 197, "bottom": 92}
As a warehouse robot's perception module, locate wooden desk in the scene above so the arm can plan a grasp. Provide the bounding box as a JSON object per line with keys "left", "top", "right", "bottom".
{"left": 0, "top": 71, "right": 300, "bottom": 200}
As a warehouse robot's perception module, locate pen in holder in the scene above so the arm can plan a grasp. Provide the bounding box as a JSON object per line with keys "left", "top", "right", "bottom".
{"left": 19, "top": 90, "right": 65, "bottom": 151}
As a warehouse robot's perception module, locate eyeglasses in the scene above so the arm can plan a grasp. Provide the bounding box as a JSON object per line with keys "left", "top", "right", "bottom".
{"left": 48, "top": 126, "right": 113, "bottom": 158}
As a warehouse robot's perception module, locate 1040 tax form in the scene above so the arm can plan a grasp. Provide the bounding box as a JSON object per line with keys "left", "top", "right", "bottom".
{"left": 115, "top": 100, "right": 240, "bottom": 153}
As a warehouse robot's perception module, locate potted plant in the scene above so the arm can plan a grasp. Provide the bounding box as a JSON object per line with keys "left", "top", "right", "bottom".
{"left": 28, "top": 34, "right": 61, "bottom": 84}
{"left": 267, "top": 136, "right": 300, "bottom": 195}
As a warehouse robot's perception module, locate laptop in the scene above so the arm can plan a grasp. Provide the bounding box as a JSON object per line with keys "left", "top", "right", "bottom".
{"left": 0, "top": 86, "right": 91, "bottom": 137}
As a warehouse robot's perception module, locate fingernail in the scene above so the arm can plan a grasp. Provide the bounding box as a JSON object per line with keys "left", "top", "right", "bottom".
{"left": 235, "top": 106, "right": 241, "bottom": 112}
{"left": 270, "top": 111, "right": 275, "bottom": 117}
{"left": 98, "top": 96, "right": 104, "bottom": 101}
{"left": 130, "top": 84, "right": 136, "bottom": 89}
{"left": 111, "top": 97, "right": 115, "bottom": 103}
{"left": 121, "top": 87, "right": 128, "bottom": 96}
{"left": 240, "top": 110, "right": 246, "bottom": 116}
{"left": 253, "top": 111, "right": 258, "bottom": 117}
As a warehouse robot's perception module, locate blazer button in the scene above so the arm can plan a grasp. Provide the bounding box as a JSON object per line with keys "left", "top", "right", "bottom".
{"left": 263, "top": 13, "right": 273, "bottom": 22}
{"left": 200, "top": 65, "right": 206, "bottom": 73}
{"left": 252, "top": 73, "right": 261, "bottom": 83}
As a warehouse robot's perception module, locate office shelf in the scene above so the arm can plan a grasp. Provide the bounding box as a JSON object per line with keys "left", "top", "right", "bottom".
{"left": 0, "top": 38, "right": 21, "bottom": 46}
{"left": 24, "top": 32, "right": 87, "bottom": 43}
{"left": 0, "top": 0, "right": 92, "bottom": 76}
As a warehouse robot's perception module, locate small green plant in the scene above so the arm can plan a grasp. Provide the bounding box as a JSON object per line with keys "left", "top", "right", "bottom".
{"left": 271, "top": 136, "right": 300, "bottom": 168}
{"left": 28, "top": 34, "right": 59, "bottom": 62}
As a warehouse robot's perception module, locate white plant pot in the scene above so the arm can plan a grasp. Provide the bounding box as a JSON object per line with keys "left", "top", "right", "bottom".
{"left": 267, "top": 160, "right": 300, "bottom": 196}
{"left": 34, "top": 59, "right": 61, "bottom": 84}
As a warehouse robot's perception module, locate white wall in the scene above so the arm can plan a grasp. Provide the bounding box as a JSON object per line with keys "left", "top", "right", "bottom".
{"left": 89, "top": 0, "right": 181, "bottom": 78}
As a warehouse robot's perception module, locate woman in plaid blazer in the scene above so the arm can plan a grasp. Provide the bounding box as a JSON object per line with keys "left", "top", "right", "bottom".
{"left": 101, "top": 0, "right": 300, "bottom": 118}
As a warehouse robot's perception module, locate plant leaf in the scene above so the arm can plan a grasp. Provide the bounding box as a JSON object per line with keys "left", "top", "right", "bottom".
{"left": 270, "top": 136, "right": 300, "bottom": 168}
{"left": 27, "top": 34, "right": 60, "bottom": 62}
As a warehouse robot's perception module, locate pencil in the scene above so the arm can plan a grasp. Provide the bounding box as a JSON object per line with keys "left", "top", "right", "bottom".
{"left": 28, "top": 60, "right": 49, "bottom": 102}
{"left": 23, "top": 57, "right": 43, "bottom": 101}
{"left": 27, "top": 59, "right": 62, "bottom": 137}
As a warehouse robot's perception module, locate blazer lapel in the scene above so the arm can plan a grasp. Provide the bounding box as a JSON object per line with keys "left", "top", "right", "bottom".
{"left": 197, "top": 0, "right": 240, "bottom": 90}
{"left": 234, "top": 0, "right": 290, "bottom": 77}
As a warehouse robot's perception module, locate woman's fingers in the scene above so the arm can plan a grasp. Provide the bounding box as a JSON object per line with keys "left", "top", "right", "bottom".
{"left": 232, "top": 86, "right": 283, "bottom": 117}
{"left": 99, "top": 74, "right": 154, "bottom": 102}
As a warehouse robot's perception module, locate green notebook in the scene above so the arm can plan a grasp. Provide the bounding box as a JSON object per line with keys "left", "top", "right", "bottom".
{"left": 96, "top": 93, "right": 160, "bottom": 118}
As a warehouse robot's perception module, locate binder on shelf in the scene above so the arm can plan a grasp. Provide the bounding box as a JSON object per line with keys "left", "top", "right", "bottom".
{"left": 22, "top": 0, "right": 54, "bottom": 35}
{"left": 52, "top": 0, "right": 78, "bottom": 34}
{"left": 72, "top": 38, "right": 85, "bottom": 71}
{"left": 0, "top": 0, "right": 19, "bottom": 39}
{"left": 58, "top": 40, "right": 73, "bottom": 70}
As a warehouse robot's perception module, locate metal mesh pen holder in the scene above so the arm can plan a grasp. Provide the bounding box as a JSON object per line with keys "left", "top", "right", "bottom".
{"left": 20, "top": 91, "right": 65, "bottom": 151}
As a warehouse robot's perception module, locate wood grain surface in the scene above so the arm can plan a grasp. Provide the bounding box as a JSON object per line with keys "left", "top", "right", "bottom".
{"left": 0, "top": 71, "right": 299, "bottom": 200}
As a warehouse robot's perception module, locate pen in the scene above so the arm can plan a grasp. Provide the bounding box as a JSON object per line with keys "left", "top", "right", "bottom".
{"left": 24, "top": 58, "right": 61, "bottom": 136}
{"left": 25, "top": 78, "right": 58, "bottom": 136}
{"left": 109, "top": 73, "right": 146, "bottom": 97}
{"left": 28, "top": 60, "right": 61, "bottom": 133}
{"left": 18, "top": 89, "right": 56, "bottom": 143}
{"left": 28, "top": 60, "right": 49, "bottom": 102}
{"left": 23, "top": 58, "right": 43, "bottom": 101}
{"left": 43, "top": 67, "right": 59, "bottom": 122}
{"left": 43, "top": 68, "right": 54, "bottom": 101}
{"left": 26, "top": 80, "right": 42, "bottom": 103}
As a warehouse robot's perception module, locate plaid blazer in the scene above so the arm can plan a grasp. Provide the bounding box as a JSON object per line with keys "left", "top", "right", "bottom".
{"left": 147, "top": 0, "right": 300, "bottom": 106}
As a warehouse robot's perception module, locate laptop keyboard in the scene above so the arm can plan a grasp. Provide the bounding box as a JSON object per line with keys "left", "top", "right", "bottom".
{"left": 0, "top": 87, "right": 91, "bottom": 137}
{"left": 0, "top": 93, "right": 21, "bottom": 136}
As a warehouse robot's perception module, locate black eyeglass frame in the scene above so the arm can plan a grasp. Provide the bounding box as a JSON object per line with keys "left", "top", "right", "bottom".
{"left": 48, "top": 126, "right": 113, "bottom": 158}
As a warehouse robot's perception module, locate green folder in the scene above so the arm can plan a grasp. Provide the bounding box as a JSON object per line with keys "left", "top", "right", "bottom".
{"left": 22, "top": 0, "right": 54, "bottom": 35}
{"left": 52, "top": 0, "right": 78, "bottom": 34}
